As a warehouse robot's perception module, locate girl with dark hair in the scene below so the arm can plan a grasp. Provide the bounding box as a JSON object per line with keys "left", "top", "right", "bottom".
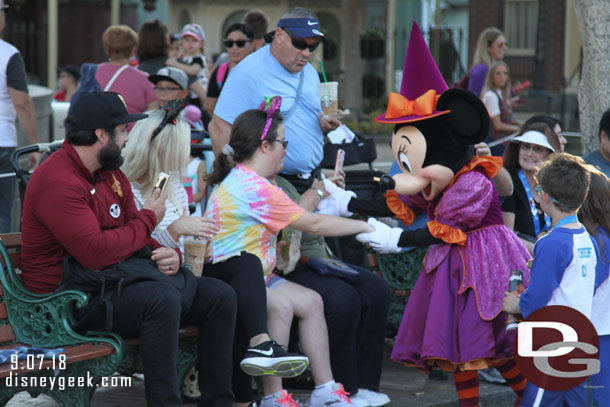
{"left": 205, "top": 97, "right": 374, "bottom": 407}
{"left": 578, "top": 167, "right": 610, "bottom": 407}
{"left": 205, "top": 23, "right": 255, "bottom": 114}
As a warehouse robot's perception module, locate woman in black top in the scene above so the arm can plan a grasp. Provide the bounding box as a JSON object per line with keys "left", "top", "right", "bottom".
{"left": 501, "top": 123, "right": 561, "bottom": 253}
{"left": 204, "top": 23, "right": 255, "bottom": 114}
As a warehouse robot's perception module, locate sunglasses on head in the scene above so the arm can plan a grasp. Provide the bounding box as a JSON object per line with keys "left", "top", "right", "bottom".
{"left": 223, "top": 39, "right": 251, "bottom": 48}
{"left": 281, "top": 28, "right": 320, "bottom": 53}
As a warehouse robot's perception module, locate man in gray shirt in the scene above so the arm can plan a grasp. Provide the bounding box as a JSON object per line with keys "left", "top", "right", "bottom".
{"left": 0, "top": 0, "right": 39, "bottom": 232}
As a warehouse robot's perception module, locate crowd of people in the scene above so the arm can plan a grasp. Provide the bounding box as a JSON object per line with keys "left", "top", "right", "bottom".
{"left": 2, "top": 4, "right": 610, "bottom": 407}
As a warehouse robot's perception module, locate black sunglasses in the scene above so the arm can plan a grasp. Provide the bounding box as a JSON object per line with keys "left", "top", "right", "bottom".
{"left": 281, "top": 28, "right": 320, "bottom": 53}
{"left": 223, "top": 39, "right": 251, "bottom": 48}
{"left": 0, "top": 4, "right": 8, "bottom": 11}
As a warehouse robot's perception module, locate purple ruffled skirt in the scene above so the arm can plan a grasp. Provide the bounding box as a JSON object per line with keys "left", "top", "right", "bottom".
{"left": 390, "top": 246, "right": 518, "bottom": 371}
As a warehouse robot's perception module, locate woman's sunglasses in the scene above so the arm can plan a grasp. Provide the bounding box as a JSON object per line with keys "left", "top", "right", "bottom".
{"left": 281, "top": 28, "right": 320, "bottom": 53}
{"left": 223, "top": 39, "right": 251, "bottom": 48}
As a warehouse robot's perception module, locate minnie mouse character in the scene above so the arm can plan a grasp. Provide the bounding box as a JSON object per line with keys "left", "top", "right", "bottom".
{"left": 324, "top": 23, "right": 531, "bottom": 406}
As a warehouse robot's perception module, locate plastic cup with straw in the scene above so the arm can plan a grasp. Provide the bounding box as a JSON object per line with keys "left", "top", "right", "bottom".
{"left": 317, "top": 61, "right": 338, "bottom": 116}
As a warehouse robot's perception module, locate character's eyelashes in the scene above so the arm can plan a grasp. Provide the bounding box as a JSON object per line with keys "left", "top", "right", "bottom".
{"left": 397, "top": 145, "right": 412, "bottom": 173}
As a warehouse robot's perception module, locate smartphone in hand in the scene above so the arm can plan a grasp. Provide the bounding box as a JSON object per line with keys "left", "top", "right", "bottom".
{"left": 334, "top": 149, "right": 345, "bottom": 177}
{"left": 154, "top": 172, "right": 170, "bottom": 195}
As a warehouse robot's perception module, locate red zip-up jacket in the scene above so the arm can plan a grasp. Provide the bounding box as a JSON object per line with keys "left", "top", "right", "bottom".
{"left": 21, "top": 141, "right": 163, "bottom": 294}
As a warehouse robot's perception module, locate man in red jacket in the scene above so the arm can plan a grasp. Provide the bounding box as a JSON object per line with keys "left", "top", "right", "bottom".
{"left": 21, "top": 92, "right": 237, "bottom": 407}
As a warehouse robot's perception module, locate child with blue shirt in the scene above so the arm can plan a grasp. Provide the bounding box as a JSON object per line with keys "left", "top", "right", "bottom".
{"left": 503, "top": 153, "right": 595, "bottom": 406}
{"left": 578, "top": 167, "right": 610, "bottom": 406}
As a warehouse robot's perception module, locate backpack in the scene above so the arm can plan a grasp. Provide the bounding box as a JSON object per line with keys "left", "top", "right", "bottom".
{"left": 59, "top": 246, "right": 196, "bottom": 331}
{"left": 216, "top": 61, "right": 230, "bottom": 89}
{"left": 451, "top": 72, "right": 470, "bottom": 90}
{"left": 69, "top": 63, "right": 101, "bottom": 107}
{"left": 66, "top": 63, "right": 101, "bottom": 128}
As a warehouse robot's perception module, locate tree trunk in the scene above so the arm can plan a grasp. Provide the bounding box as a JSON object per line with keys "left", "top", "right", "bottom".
{"left": 574, "top": 0, "right": 610, "bottom": 154}
{"left": 343, "top": 0, "right": 364, "bottom": 117}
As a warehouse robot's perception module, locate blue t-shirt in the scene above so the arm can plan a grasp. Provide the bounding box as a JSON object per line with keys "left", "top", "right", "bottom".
{"left": 519, "top": 226, "right": 596, "bottom": 319}
{"left": 214, "top": 45, "right": 324, "bottom": 175}
{"left": 583, "top": 150, "right": 610, "bottom": 179}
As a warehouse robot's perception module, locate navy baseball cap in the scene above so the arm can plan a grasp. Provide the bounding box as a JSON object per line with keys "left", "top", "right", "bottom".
{"left": 68, "top": 92, "right": 148, "bottom": 131}
{"left": 277, "top": 17, "right": 326, "bottom": 40}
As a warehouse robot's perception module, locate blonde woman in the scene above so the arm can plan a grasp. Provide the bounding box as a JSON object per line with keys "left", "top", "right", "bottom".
{"left": 121, "top": 103, "right": 217, "bottom": 251}
{"left": 480, "top": 61, "right": 521, "bottom": 156}
{"left": 468, "top": 27, "right": 506, "bottom": 97}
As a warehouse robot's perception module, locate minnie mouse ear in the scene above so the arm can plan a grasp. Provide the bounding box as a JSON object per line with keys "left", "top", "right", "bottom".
{"left": 437, "top": 88, "right": 489, "bottom": 145}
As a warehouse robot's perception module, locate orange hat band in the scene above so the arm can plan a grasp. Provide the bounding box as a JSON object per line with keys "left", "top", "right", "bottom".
{"left": 384, "top": 89, "right": 442, "bottom": 120}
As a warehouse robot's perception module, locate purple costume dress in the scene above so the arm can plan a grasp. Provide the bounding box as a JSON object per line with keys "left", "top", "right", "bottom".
{"left": 390, "top": 159, "right": 531, "bottom": 371}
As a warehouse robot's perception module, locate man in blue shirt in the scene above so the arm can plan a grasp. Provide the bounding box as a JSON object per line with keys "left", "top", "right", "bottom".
{"left": 583, "top": 107, "right": 610, "bottom": 178}
{"left": 209, "top": 7, "right": 340, "bottom": 192}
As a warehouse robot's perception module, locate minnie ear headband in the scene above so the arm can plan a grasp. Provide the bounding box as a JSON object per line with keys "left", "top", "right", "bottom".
{"left": 152, "top": 99, "right": 186, "bottom": 139}
{"left": 258, "top": 96, "right": 282, "bottom": 141}
{"left": 222, "top": 96, "right": 282, "bottom": 157}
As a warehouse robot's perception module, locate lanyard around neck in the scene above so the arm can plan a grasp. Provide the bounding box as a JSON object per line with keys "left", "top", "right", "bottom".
{"left": 519, "top": 170, "right": 550, "bottom": 236}
{"left": 551, "top": 215, "right": 579, "bottom": 232}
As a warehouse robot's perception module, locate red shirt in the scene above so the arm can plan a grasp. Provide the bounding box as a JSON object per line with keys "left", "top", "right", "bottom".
{"left": 21, "top": 141, "right": 161, "bottom": 293}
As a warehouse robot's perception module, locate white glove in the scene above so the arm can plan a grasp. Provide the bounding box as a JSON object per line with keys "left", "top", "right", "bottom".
{"left": 356, "top": 218, "right": 403, "bottom": 254}
{"left": 316, "top": 179, "right": 356, "bottom": 217}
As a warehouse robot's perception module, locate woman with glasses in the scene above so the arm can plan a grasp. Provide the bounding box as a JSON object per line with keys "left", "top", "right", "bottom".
{"left": 205, "top": 23, "right": 255, "bottom": 114}
{"left": 205, "top": 97, "right": 374, "bottom": 407}
{"left": 501, "top": 123, "right": 561, "bottom": 253}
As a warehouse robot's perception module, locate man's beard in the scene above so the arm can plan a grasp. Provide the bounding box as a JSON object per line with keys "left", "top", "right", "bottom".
{"left": 98, "top": 137, "right": 124, "bottom": 170}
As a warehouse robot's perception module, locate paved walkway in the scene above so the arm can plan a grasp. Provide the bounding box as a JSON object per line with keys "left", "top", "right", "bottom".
{"left": 6, "top": 339, "right": 515, "bottom": 407}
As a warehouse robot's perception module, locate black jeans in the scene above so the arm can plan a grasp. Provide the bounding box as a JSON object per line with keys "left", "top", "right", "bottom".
{"left": 76, "top": 277, "right": 237, "bottom": 407}
{"left": 285, "top": 263, "right": 391, "bottom": 393}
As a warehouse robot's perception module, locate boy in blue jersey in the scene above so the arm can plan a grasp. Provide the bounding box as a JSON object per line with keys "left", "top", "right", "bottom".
{"left": 503, "top": 153, "right": 595, "bottom": 407}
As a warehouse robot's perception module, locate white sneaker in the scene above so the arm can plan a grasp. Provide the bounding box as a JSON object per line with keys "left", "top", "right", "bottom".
{"left": 310, "top": 383, "right": 353, "bottom": 407}
{"left": 356, "top": 389, "right": 390, "bottom": 407}
{"left": 349, "top": 393, "right": 371, "bottom": 407}
{"left": 260, "top": 389, "right": 300, "bottom": 407}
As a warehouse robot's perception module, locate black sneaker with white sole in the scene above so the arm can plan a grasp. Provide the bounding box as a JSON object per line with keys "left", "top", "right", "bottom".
{"left": 240, "top": 340, "right": 309, "bottom": 378}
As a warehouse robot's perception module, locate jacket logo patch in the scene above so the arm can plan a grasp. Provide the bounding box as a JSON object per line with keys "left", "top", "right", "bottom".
{"left": 112, "top": 174, "right": 123, "bottom": 198}
{"left": 109, "top": 203, "right": 121, "bottom": 219}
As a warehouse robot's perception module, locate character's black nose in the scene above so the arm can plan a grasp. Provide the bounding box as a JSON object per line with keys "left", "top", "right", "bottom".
{"left": 374, "top": 174, "right": 395, "bottom": 190}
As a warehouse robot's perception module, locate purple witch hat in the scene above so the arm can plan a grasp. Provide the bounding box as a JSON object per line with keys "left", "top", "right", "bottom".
{"left": 375, "top": 21, "right": 450, "bottom": 124}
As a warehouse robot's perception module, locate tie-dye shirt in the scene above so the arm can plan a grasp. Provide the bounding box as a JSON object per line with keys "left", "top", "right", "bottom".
{"left": 206, "top": 164, "right": 305, "bottom": 275}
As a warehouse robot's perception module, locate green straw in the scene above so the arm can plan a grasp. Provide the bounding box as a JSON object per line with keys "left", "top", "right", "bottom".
{"left": 320, "top": 61, "right": 328, "bottom": 83}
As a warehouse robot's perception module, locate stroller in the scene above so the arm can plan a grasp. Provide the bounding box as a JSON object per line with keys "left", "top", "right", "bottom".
{"left": 10, "top": 130, "right": 215, "bottom": 226}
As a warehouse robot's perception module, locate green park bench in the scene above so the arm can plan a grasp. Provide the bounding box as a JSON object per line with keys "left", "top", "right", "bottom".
{"left": 0, "top": 233, "right": 198, "bottom": 406}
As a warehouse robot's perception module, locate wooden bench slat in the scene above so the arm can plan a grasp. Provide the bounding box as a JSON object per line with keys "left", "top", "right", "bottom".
{"left": 0, "top": 342, "right": 116, "bottom": 378}
{"left": 0, "top": 302, "right": 7, "bottom": 319}
{"left": 0, "top": 233, "right": 22, "bottom": 249}
{"left": 0, "top": 324, "right": 15, "bottom": 343}
{"left": 123, "top": 326, "right": 198, "bottom": 346}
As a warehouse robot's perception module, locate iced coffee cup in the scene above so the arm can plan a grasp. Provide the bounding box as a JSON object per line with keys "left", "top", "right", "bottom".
{"left": 184, "top": 238, "right": 207, "bottom": 277}
{"left": 317, "top": 81, "right": 338, "bottom": 116}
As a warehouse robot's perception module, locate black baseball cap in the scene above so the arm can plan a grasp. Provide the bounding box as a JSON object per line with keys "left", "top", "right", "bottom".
{"left": 68, "top": 92, "right": 148, "bottom": 131}
{"left": 57, "top": 64, "right": 81, "bottom": 81}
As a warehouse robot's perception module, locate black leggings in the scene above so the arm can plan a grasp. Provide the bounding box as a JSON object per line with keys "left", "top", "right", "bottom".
{"left": 203, "top": 252, "right": 268, "bottom": 340}
{"left": 204, "top": 252, "right": 268, "bottom": 402}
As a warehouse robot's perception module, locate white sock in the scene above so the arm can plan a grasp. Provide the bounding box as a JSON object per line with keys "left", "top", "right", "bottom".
{"left": 314, "top": 380, "right": 336, "bottom": 392}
